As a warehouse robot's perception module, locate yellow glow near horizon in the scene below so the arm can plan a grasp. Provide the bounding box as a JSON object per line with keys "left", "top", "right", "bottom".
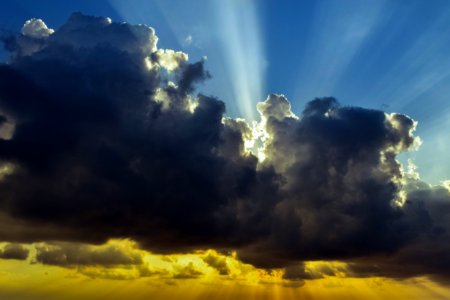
{"left": 0, "top": 240, "right": 449, "bottom": 299}
{"left": 0, "top": 258, "right": 449, "bottom": 300}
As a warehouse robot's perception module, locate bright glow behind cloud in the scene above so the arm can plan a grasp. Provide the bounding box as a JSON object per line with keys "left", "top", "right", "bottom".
{"left": 109, "top": 0, "right": 265, "bottom": 120}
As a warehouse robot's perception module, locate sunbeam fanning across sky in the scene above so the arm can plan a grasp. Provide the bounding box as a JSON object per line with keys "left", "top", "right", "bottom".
{"left": 292, "top": 0, "right": 386, "bottom": 103}
{"left": 108, "top": 0, "right": 265, "bottom": 120}
{"left": 1, "top": 1, "right": 450, "bottom": 299}
{"left": 212, "top": 0, "right": 265, "bottom": 120}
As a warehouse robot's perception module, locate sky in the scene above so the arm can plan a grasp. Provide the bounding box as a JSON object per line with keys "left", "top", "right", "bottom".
{"left": 0, "top": 0, "right": 450, "bottom": 299}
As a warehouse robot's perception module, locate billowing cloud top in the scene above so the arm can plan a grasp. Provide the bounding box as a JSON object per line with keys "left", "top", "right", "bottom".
{"left": 0, "top": 13, "right": 449, "bottom": 283}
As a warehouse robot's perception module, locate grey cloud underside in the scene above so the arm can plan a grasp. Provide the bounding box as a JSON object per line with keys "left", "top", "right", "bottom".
{"left": 35, "top": 242, "right": 142, "bottom": 266}
{"left": 0, "top": 243, "right": 29, "bottom": 260}
{"left": 0, "top": 13, "right": 449, "bottom": 282}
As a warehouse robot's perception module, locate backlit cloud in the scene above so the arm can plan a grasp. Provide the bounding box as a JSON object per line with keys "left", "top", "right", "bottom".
{"left": 0, "top": 13, "right": 449, "bottom": 285}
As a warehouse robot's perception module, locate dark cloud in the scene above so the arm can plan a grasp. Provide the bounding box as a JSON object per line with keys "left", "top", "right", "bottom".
{"left": 0, "top": 13, "right": 449, "bottom": 284}
{"left": 282, "top": 263, "right": 316, "bottom": 281}
{"left": 0, "top": 243, "right": 29, "bottom": 260}
{"left": 0, "top": 12, "right": 271, "bottom": 252}
{"left": 35, "top": 241, "right": 142, "bottom": 266}
{"left": 203, "top": 252, "right": 229, "bottom": 275}
{"left": 346, "top": 179, "right": 450, "bottom": 283}
{"left": 238, "top": 94, "right": 423, "bottom": 268}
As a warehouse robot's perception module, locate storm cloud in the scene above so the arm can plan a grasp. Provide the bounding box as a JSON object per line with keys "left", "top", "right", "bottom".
{"left": 0, "top": 13, "right": 449, "bottom": 283}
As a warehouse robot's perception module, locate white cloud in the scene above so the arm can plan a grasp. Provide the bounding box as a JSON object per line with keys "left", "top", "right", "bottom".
{"left": 21, "top": 18, "right": 54, "bottom": 39}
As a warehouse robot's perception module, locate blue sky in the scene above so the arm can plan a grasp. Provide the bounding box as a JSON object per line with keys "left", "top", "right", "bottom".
{"left": 1, "top": 0, "right": 450, "bottom": 184}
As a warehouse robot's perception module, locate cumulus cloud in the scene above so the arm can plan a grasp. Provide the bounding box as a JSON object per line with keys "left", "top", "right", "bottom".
{"left": 0, "top": 12, "right": 264, "bottom": 253}
{"left": 242, "top": 95, "right": 421, "bottom": 263}
{"left": 0, "top": 13, "right": 449, "bottom": 284}
{"left": 21, "top": 18, "right": 54, "bottom": 39}
{"left": 155, "top": 49, "right": 189, "bottom": 72}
